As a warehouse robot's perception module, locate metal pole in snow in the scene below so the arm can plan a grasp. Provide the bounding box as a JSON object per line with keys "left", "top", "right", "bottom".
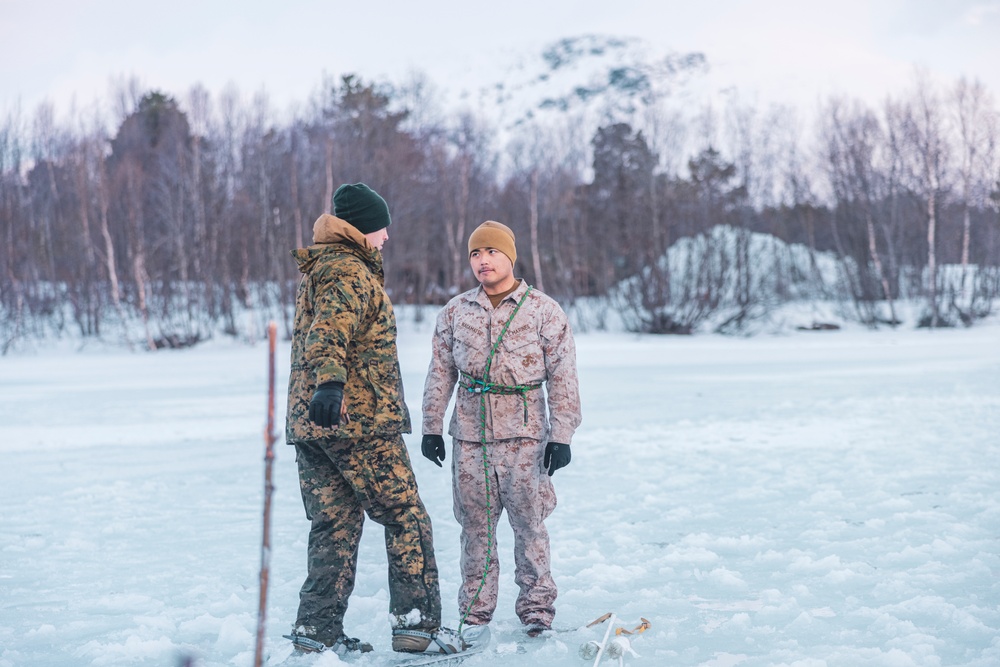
{"left": 592, "top": 613, "right": 617, "bottom": 667}
{"left": 253, "top": 322, "right": 279, "bottom": 667}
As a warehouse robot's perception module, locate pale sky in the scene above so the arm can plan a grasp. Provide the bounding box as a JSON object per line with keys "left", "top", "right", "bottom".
{"left": 2, "top": 0, "right": 999, "bottom": 121}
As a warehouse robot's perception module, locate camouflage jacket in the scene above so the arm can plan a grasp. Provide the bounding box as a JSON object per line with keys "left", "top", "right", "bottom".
{"left": 422, "top": 280, "right": 581, "bottom": 444}
{"left": 285, "top": 214, "right": 411, "bottom": 443}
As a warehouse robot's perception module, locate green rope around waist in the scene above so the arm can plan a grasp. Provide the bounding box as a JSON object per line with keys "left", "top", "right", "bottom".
{"left": 458, "top": 370, "right": 542, "bottom": 395}
{"left": 458, "top": 370, "right": 541, "bottom": 426}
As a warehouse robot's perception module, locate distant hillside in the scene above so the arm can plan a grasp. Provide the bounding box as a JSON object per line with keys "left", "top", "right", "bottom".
{"left": 459, "top": 34, "right": 709, "bottom": 132}
{"left": 605, "top": 224, "right": 844, "bottom": 334}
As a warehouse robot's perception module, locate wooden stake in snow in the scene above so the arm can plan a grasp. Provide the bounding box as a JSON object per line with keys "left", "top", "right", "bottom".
{"left": 253, "top": 322, "right": 279, "bottom": 667}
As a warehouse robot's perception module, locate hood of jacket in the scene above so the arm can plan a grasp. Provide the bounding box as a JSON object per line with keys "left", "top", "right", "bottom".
{"left": 291, "top": 214, "right": 381, "bottom": 275}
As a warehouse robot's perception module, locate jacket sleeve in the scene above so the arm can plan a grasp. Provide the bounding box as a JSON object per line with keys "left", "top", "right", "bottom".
{"left": 305, "top": 262, "right": 368, "bottom": 386}
{"left": 540, "top": 304, "right": 582, "bottom": 444}
{"left": 422, "top": 305, "right": 459, "bottom": 435}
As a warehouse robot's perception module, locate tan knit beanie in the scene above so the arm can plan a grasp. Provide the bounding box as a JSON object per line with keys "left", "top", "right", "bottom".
{"left": 468, "top": 220, "right": 517, "bottom": 266}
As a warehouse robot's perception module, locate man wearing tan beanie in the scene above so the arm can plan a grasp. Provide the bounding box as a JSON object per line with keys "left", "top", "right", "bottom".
{"left": 421, "top": 220, "right": 582, "bottom": 637}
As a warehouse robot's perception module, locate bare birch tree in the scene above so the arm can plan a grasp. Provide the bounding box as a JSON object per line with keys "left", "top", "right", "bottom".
{"left": 904, "top": 73, "right": 951, "bottom": 327}
{"left": 822, "top": 98, "right": 897, "bottom": 325}
{"left": 951, "top": 77, "right": 996, "bottom": 315}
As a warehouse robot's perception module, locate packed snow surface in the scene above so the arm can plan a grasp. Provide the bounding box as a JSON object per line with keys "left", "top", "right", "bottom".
{"left": 1, "top": 316, "right": 998, "bottom": 666}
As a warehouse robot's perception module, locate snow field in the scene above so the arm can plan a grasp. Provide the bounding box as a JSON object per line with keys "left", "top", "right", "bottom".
{"left": 1, "top": 318, "right": 998, "bottom": 666}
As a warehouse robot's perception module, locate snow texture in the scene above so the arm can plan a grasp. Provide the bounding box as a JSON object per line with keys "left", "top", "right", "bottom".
{"left": 1, "top": 312, "right": 999, "bottom": 666}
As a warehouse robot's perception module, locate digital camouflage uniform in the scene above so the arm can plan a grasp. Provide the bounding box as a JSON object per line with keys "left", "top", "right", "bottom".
{"left": 286, "top": 214, "right": 440, "bottom": 644}
{"left": 422, "top": 280, "right": 581, "bottom": 628}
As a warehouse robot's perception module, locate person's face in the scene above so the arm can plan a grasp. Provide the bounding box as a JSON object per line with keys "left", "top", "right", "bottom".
{"left": 364, "top": 227, "right": 389, "bottom": 251}
{"left": 469, "top": 247, "right": 514, "bottom": 292}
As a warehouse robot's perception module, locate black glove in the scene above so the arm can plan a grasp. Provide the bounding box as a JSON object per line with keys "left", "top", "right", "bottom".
{"left": 543, "top": 442, "right": 571, "bottom": 476}
{"left": 308, "top": 381, "right": 344, "bottom": 428}
{"left": 422, "top": 434, "right": 446, "bottom": 467}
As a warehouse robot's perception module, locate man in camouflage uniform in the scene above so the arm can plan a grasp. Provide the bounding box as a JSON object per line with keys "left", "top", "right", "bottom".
{"left": 285, "top": 183, "right": 465, "bottom": 656}
{"left": 420, "top": 220, "right": 582, "bottom": 636}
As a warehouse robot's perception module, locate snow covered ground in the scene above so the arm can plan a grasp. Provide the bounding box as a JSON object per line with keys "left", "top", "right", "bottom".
{"left": 1, "top": 315, "right": 998, "bottom": 667}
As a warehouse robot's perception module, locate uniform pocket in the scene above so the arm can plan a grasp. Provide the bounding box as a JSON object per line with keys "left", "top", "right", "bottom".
{"left": 453, "top": 324, "right": 486, "bottom": 375}
{"left": 350, "top": 437, "right": 419, "bottom": 511}
{"left": 500, "top": 333, "right": 545, "bottom": 384}
{"left": 287, "top": 367, "right": 320, "bottom": 442}
{"left": 365, "top": 358, "right": 383, "bottom": 406}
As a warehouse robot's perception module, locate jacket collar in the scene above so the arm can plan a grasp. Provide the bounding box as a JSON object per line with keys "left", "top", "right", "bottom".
{"left": 291, "top": 214, "right": 383, "bottom": 279}
{"left": 311, "top": 213, "right": 375, "bottom": 249}
{"left": 467, "top": 278, "right": 526, "bottom": 310}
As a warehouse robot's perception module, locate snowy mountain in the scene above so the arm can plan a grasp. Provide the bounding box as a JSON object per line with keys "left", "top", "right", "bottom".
{"left": 451, "top": 34, "right": 709, "bottom": 133}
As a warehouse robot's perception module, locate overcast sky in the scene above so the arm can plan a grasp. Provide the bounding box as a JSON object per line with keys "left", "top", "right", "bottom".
{"left": 2, "top": 0, "right": 999, "bottom": 121}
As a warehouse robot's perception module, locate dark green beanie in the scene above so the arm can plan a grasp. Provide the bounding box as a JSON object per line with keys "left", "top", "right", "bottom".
{"left": 333, "top": 183, "right": 391, "bottom": 234}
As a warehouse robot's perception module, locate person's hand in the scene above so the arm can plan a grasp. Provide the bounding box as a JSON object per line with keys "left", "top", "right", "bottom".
{"left": 543, "top": 442, "right": 571, "bottom": 476}
{"left": 308, "top": 381, "right": 344, "bottom": 428}
{"left": 422, "top": 434, "right": 446, "bottom": 467}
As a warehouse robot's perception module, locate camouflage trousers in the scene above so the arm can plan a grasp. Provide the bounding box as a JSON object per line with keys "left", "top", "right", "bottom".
{"left": 294, "top": 435, "right": 441, "bottom": 642}
{"left": 452, "top": 437, "right": 558, "bottom": 627}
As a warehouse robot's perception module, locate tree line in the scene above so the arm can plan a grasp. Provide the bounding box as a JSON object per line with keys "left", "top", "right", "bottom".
{"left": 1, "top": 72, "right": 998, "bottom": 351}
